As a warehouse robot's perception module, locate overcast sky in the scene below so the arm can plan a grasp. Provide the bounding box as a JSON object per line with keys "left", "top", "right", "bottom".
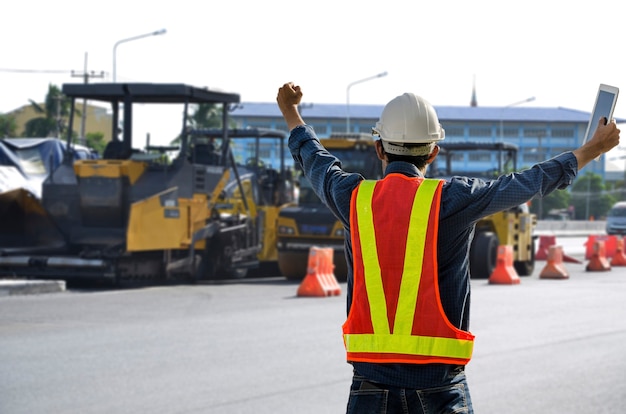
{"left": 2, "top": 0, "right": 625, "bottom": 167}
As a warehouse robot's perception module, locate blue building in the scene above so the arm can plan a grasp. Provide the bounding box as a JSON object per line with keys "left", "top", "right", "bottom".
{"left": 230, "top": 102, "right": 617, "bottom": 181}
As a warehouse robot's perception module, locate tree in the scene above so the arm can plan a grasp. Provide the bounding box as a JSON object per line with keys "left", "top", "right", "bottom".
{"left": 85, "top": 132, "right": 106, "bottom": 155}
{"left": 570, "top": 172, "right": 616, "bottom": 220}
{"left": 22, "top": 84, "right": 71, "bottom": 138}
{"left": 188, "top": 103, "right": 223, "bottom": 129}
{"left": 0, "top": 114, "right": 17, "bottom": 137}
{"left": 530, "top": 188, "right": 571, "bottom": 219}
{"left": 170, "top": 103, "right": 236, "bottom": 145}
{"left": 613, "top": 178, "right": 626, "bottom": 202}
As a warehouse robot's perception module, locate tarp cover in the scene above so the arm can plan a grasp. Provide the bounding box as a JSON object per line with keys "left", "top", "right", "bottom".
{"left": 0, "top": 138, "right": 96, "bottom": 198}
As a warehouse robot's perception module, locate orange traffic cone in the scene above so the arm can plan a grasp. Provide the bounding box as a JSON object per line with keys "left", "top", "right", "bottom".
{"left": 586, "top": 241, "right": 611, "bottom": 272}
{"left": 562, "top": 250, "right": 583, "bottom": 264}
{"left": 539, "top": 245, "right": 569, "bottom": 279}
{"left": 535, "top": 235, "right": 556, "bottom": 260}
{"left": 610, "top": 237, "right": 626, "bottom": 267}
{"left": 297, "top": 247, "right": 342, "bottom": 297}
{"left": 585, "top": 235, "right": 618, "bottom": 260}
{"left": 489, "top": 245, "right": 521, "bottom": 285}
{"left": 536, "top": 235, "right": 580, "bottom": 263}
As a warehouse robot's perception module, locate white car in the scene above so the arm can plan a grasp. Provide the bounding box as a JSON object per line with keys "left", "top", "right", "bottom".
{"left": 606, "top": 201, "right": 626, "bottom": 235}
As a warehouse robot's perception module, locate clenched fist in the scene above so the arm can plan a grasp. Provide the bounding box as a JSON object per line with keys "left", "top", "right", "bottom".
{"left": 276, "top": 82, "right": 305, "bottom": 131}
{"left": 277, "top": 82, "right": 303, "bottom": 110}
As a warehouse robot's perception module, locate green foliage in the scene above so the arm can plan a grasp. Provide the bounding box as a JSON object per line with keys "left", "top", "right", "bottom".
{"left": 608, "top": 178, "right": 626, "bottom": 202}
{"left": 22, "top": 84, "right": 71, "bottom": 138}
{"left": 22, "top": 117, "right": 58, "bottom": 138}
{"left": 85, "top": 132, "right": 106, "bottom": 155}
{"left": 530, "top": 188, "right": 571, "bottom": 219}
{"left": 570, "top": 172, "right": 617, "bottom": 219}
{"left": 189, "top": 103, "right": 223, "bottom": 129}
{"left": 171, "top": 103, "right": 236, "bottom": 145}
{"left": 0, "top": 114, "right": 17, "bottom": 137}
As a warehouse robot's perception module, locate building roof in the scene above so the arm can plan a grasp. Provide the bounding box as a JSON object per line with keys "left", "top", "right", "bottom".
{"left": 232, "top": 102, "right": 624, "bottom": 123}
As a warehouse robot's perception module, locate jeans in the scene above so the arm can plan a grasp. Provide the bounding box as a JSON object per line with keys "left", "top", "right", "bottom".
{"left": 346, "top": 367, "right": 473, "bottom": 414}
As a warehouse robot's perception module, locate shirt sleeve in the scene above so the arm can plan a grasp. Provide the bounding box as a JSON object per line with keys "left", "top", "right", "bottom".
{"left": 441, "top": 151, "right": 579, "bottom": 224}
{"left": 288, "top": 125, "right": 363, "bottom": 227}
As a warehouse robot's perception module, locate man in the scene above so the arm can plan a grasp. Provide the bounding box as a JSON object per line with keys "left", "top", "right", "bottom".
{"left": 276, "top": 82, "right": 620, "bottom": 413}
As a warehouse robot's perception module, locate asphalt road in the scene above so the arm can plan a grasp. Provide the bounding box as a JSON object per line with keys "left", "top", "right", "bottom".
{"left": 0, "top": 237, "right": 625, "bottom": 414}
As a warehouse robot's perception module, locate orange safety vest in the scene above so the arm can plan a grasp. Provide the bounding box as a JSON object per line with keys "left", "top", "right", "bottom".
{"left": 343, "top": 174, "right": 475, "bottom": 365}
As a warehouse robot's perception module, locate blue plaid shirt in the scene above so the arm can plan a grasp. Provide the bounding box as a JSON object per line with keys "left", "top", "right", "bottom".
{"left": 288, "top": 125, "right": 578, "bottom": 388}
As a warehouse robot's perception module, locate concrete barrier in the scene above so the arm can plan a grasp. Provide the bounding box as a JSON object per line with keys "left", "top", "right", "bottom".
{"left": 0, "top": 279, "right": 66, "bottom": 296}
{"left": 534, "top": 220, "right": 607, "bottom": 237}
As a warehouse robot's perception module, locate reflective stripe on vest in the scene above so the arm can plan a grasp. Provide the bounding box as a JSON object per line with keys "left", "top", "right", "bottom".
{"left": 343, "top": 177, "right": 474, "bottom": 364}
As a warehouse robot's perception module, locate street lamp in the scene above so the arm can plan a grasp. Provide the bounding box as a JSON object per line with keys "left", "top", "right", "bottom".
{"left": 112, "top": 28, "right": 167, "bottom": 82}
{"left": 346, "top": 71, "right": 388, "bottom": 132}
{"left": 496, "top": 96, "right": 537, "bottom": 214}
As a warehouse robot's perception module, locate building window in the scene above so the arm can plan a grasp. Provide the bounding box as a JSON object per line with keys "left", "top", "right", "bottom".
{"left": 452, "top": 153, "right": 464, "bottom": 162}
{"left": 523, "top": 127, "right": 546, "bottom": 137}
{"left": 468, "top": 125, "right": 492, "bottom": 138}
{"left": 309, "top": 122, "right": 328, "bottom": 135}
{"left": 502, "top": 126, "right": 518, "bottom": 138}
{"left": 551, "top": 128, "right": 575, "bottom": 138}
{"left": 258, "top": 143, "right": 273, "bottom": 158}
{"left": 444, "top": 123, "right": 464, "bottom": 137}
{"left": 358, "top": 124, "right": 373, "bottom": 133}
{"left": 329, "top": 122, "right": 347, "bottom": 136}
{"left": 273, "top": 120, "right": 289, "bottom": 132}
{"left": 549, "top": 137, "right": 572, "bottom": 146}
{"left": 522, "top": 126, "right": 547, "bottom": 148}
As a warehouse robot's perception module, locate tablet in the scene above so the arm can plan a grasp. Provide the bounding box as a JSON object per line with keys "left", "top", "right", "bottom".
{"left": 582, "top": 83, "right": 619, "bottom": 145}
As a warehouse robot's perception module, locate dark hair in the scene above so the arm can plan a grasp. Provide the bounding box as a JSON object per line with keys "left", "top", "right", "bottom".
{"left": 382, "top": 149, "right": 430, "bottom": 170}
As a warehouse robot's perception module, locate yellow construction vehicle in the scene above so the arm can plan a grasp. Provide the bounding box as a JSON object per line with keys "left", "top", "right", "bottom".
{"left": 276, "top": 133, "right": 381, "bottom": 280}
{"left": 0, "top": 83, "right": 294, "bottom": 284}
{"left": 432, "top": 142, "right": 537, "bottom": 278}
{"left": 276, "top": 138, "right": 536, "bottom": 280}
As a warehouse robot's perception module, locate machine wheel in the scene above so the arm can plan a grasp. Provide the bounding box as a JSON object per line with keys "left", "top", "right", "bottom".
{"left": 194, "top": 252, "right": 217, "bottom": 282}
{"left": 514, "top": 238, "right": 536, "bottom": 276}
{"left": 195, "top": 258, "right": 248, "bottom": 281}
{"left": 226, "top": 268, "right": 248, "bottom": 279}
{"left": 470, "top": 231, "right": 499, "bottom": 279}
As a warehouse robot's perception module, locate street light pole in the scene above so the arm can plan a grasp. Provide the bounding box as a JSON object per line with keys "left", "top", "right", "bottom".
{"left": 346, "top": 71, "right": 388, "bottom": 132}
{"left": 112, "top": 28, "right": 166, "bottom": 82}
{"left": 496, "top": 96, "right": 537, "bottom": 215}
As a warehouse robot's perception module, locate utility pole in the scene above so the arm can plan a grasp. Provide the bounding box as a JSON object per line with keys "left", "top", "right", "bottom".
{"left": 71, "top": 52, "right": 104, "bottom": 145}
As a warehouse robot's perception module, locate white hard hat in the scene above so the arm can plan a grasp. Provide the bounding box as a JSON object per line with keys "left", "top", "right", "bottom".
{"left": 373, "top": 93, "right": 444, "bottom": 156}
